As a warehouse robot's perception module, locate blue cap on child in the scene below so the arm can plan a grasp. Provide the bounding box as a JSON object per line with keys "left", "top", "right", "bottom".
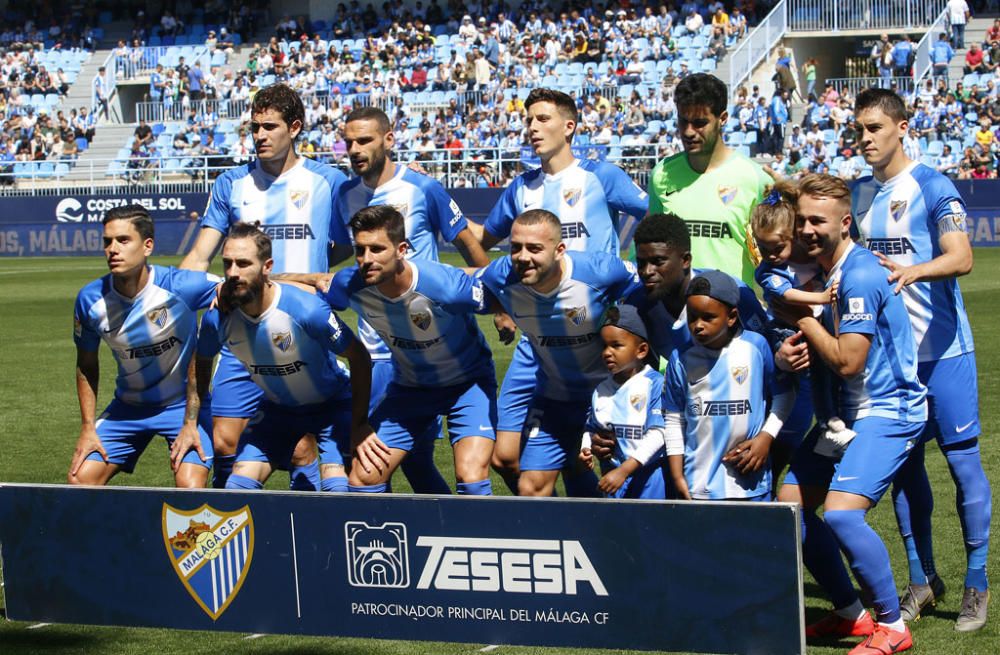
{"left": 603, "top": 304, "right": 649, "bottom": 342}
{"left": 686, "top": 270, "right": 740, "bottom": 308}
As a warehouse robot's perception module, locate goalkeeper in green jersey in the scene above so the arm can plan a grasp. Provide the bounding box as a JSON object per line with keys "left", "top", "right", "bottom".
{"left": 647, "top": 74, "right": 771, "bottom": 287}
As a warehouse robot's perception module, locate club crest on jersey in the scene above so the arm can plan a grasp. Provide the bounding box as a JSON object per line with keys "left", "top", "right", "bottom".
{"left": 718, "top": 185, "right": 737, "bottom": 205}
{"left": 889, "top": 200, "right": 907, "bottom": 222}
{"left": 271, "top": 331, "right": 292, "bottom": 352}
{"left": 146, "top": 307, "right": 167, "bottom": 328}
{"left": 410, "top": 310, "right": 432, "bottom": 330}
{"left": 630, "top": 393, "right": 646, "bottom": 412}
{"left": 290, "top": 188, "right": 310, "bottom": 209}
{"left": 563, "top": 306, "right": 587, "bottom": 326}
{"left": 731, "top": 366, "right": 748, "bottom": 385}
{"left": 162, "top": 503, "right": 255, "bottom": 621}
{"left": 563, "top": 188, "right": 582, "bottom": 207}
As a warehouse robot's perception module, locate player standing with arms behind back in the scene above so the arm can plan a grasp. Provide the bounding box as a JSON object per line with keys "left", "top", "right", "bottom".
{"left": 851, "top": 87, "right": 991, "bottom": 631}
{"left": 473, "top": 88, "right": 648, "bottom": 494}
{"left": 647, "top": 73, "right": 771, "bottom": 287}
{"left": 179, "top": 84, "right": 350, "bottom": 489}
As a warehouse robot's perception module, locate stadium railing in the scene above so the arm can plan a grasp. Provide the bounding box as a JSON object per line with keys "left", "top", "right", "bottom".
{"left": 787, "top": 0, "right": 946, "bottom": 32}
{"left": 824, "top": 75, "right": 916, "bottom": 96}
{"left": 114, "top": 45, "right": 211, "bottom": 82}
{"left": 729, "top": 0, "right": 788, "bottom": 99}
{"left": 912, "top": 10, "right": 951, "bottom": 88}
{"left": 0, "top": 145, "right": 664, "bottom": 194}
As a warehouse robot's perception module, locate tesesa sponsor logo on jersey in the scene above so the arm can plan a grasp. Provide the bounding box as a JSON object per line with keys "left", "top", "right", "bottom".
{"left": 687, "top": 397, "right": 752, "bottom": 416}
{"left": 162, "top": 503, "right": 255, "bottom": 620}
{"left": 345, "top": 521, "right": 608, "bottom": 596}
{"left": 866, "top": 237, "right": 916, "bottom": 256}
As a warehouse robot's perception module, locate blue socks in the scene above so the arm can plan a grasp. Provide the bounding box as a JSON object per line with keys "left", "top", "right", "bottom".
{"left": 944, "top": 439, "right": 992, "bottom": 591}
{"left": 826, "top": 509, "right": 900, "bottom": 624}
{"left": 212, "top": 454, "right": 236, "bottom": 489}
{"left": 321, "top": 476, "right": 349, "bottom": 493}
{"left": 892, "top": 444, "right": 936, "bottom": 585}
{"left": 456, "top": 479, "right": 492, "bottom": 495}
{"left": 225, "top": 474, "right": 263, "bottom": 490}
{"left": 801, "top": 508, "right": 859, "bottom": 610}
{"left": 401, "top": 438, "right": 452, "bottom": 494}
{"left": 349, "top": 482, "right": 388, "bottom": 493}
{"left": 289, "top": 461, "right": 320, "bottom": 491}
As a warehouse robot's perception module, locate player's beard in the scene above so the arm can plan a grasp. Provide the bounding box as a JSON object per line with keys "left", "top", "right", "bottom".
{"left": 220, "top": 276, "right": 263, "bottom": 310}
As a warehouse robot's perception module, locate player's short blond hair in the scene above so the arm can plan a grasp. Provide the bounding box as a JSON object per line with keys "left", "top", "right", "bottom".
{"left": 798, "top": 173, "right": 851, "bottom": 212}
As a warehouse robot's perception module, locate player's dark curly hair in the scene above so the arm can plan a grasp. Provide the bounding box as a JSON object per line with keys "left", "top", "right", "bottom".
{"left": 525, "top": 88, "right": 579, "bottom": 125}
{"left": 855, "top": 87, "right": 908, "bottom": 123}
{"left": 226, "top": 222, "right": 272, "bottom": 261}
{"left": 674, "top": 73, "right": 728, "bottom": 117}
{"left": 351, "top": 204, "right": 406, "bottom": 246}
{"left": 345, "top": 106, "right": 391, "bottom": 133}
{"left": 633, "top": 213, "right": 691, "bottom": 252}
{"left": 103, "top": 204, "right": 154, "bottom": 240}
{"left": 251, "top": 83, "right": 305, "bottom": 130}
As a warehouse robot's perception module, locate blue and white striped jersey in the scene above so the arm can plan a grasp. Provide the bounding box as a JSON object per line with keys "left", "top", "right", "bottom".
{"left": 74, "top": 266, "right": 219, "bottom": 406}
{"left": 663, "top": 330, "right": 786, "bottom": 500}
{"left": 201, "top": 157, "right": 349, "bottom": 273}
{"left": 197, "top": 283, "right": 354, "bottom": 407}
{"left": 823, "top": 242, "right": 927, "bottom": 422}
{"left": 483, "top": 158, "right": 648, "bottom": 254}
{"left": 625, "top": 268, "right": 769, "bottom": 361}
{"left": 323, "top": 258, "right": 493, "bottom": 388}
{"left": 585, "top": 365, "right": 665, "bottom": 468}
{"left": 852, "top": 162, "right": 975, "bottom": 362}
{"left": 336, "top": 164, "right": 469, "bottom": 361}
{"left": 478, "top": 251, "right": 642, "bottom": 402}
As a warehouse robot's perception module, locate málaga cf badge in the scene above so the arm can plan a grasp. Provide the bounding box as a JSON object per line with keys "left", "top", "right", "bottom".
{"left": 162, "top": 504, "right": 255, "bottom": 620}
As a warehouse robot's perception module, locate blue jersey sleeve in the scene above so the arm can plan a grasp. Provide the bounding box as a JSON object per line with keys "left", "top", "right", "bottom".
{"left": 598, "top": 162, "right": 649, "bottom": 219}
{"left": 299, "top": 292, "right": 355, "bottom": 356}
{"left": 322, "top": 267, "right": 360, "bottom": 311}
{"left": 754, "top": 263, "right": 795, "bottom": 299}
{"left": 430, "top": 263, "right": 488, "bottom": 314}
{"left": 662, "top": 351, "right": 687, "bottom": 413}
{"left": 169, "top": 268, "right": 222, "bottom": 311}
{"left": 197, "top": 309, "right": 223, "bottom": 358}
{"left": 645, "top": 370, "right": 666, "bottom": 431}
{"left": 73, "top": 288, "right": 100, "bottom": 351}
{"left": 424, "top": 179, "right": 468, "bottom": 243}
{"left": 201, "top": 172, "right": 234, "bottom": 235}
{"left": 482, "top": 177, "right": 523, "bottom": 240}
{"left": 918, "top": 167, "right": 969, "bottom": 235}
{"left": 600, "top": 254, "right": 642, "bottom": 301}
{"left": 835, "top": 261, "right": 884, "bottom": 337}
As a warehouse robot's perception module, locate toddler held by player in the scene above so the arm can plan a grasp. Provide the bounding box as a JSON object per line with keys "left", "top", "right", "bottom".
{"left": 579, "top": 305, "right": 667, "bottom": 499}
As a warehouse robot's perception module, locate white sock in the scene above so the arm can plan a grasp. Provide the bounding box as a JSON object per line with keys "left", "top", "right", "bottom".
{"left": 834, "top": 600, "right": 865, "bottom": 620}
{"left": 880, "top": 618, "right": 906, "bottom": 632}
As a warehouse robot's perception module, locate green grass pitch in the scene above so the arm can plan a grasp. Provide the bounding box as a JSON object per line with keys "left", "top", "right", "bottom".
{"left": 0, "top": 251, "right": 997, "bottom": 654}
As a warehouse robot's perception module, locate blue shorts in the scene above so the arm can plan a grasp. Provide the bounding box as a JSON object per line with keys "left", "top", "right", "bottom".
{"left": 371, "top": 375, "right": 497, "bottom": 452}
{"left": 497, "top": 337, "right": 540, "bottom": 433}
{"left": 237, "top": 398, "right": 351, "bottom": 470}
{"left": 210, "top": 347, "right": 263, "bottom": 418}
{"left": 87, "top": 399, "right": 214, "bottom": 473}
{"left": 784, "top": 417, "right": 926, "bottom": 504}
{"left": 519, "top": 396, "right": 590, "bottom": 472}
{"left": 370, "top": 358, "right": 394, "bottom": 414}
{"left": 919, "top": 352, "right": 981, "bottom": 446}
{"left": 603, "top": 457, "right": 668, "bottom": 499}
{"left": 775, "top": 373, "right": 815, "bottom": 448}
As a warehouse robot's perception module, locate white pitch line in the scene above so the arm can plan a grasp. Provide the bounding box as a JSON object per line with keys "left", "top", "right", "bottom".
{"left": 27, "top": 623, "right": 51, "bottom": 630}
{"left": 479, "top": 645, "right": 500, "bottom": 652}
{"left": 244, "top": 633, "right": 266, "bottom": 640}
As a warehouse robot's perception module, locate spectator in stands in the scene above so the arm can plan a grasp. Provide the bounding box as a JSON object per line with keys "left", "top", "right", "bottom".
{"left": 892, "top": 34, "right": 914, "bottom": 77}
{"left": 873, "top": 33, "right": 894, "bottom": 88}
{"left": 134, "top": 118, "right": 153, "bottom": 147}
{"left": 113, "top": 40, "right": 130, "bottom": 79}
{"left": 93, "top": 66, "right": 110, "bottom": 120}
{"left": 160, "top": 10, "right": 182, "bottom": 38}
{"left": 730, "top": 8, "right": 748, "bottom": 39}
{"left": 948, "top": 0, "right": 970, "bottom": 50}
{"left": 965, "top": 42, "right": 990, "bottom": 74}
{"left": 937, "top": 143, "right": 959, "bottom": 176}
{"left": 706, "top": 27, "right": 727, "bottom": 61}
{"left": 684, "top": 8, "right": 703, "bottom": 36}
{"left": 187, "top": 62, "right": 205, "bottom": 102}
{"left": 932, "top": 32, "right": 956, "bottom": 83}
{"left": 768, "top": 89, "right": 789, "bottom": 155}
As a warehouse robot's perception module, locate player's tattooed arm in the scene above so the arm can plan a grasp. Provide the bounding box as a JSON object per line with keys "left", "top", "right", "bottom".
{"left": 70, "top": 348, "right": 105, "bottom": 476}
{"left": 171, "top": 358, "right": 210, "bottom": 470}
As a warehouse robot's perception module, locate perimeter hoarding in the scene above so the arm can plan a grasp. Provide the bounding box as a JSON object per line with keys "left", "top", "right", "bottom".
{"left": 0, "top": 484, "right": 805, "bottom": 654}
